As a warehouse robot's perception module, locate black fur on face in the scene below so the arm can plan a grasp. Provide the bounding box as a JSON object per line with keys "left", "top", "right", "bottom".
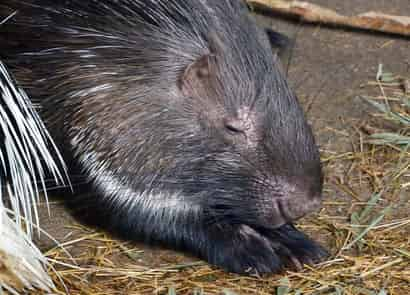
{"left": 0, "top": 0, "right": 327, "bottom": 274}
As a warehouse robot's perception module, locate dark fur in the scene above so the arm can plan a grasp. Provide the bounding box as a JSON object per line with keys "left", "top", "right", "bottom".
{"left": 0, "top": 0, "right": 327, "bottom": 274}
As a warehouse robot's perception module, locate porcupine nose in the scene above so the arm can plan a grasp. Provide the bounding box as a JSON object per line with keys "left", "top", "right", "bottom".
{"left": 278, "top": 176, "right": 323, "bottom": 222}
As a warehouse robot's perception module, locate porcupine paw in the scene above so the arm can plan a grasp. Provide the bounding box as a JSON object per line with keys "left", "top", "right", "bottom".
{"left": 261, "top": 223, "right": 329, "bottom": 270}
{"left": 205, "top": 223, "right": 328, "bottom": 275}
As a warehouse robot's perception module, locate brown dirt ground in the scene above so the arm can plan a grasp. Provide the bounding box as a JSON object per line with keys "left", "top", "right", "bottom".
{"left": 32, "top": 1, "right": 409, "bottom": 294}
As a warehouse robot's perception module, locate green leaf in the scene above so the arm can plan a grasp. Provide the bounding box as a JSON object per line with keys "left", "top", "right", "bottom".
{"left": 344, "top": 211, "right": 387, "bottom": 250}
{"left": 368, "top": 133, "right": 410, "bottom": 146}
{"left": 277, "top": 277, "right": 291, "bottom": 295}
{"left": 334, "top": 286, "right": 344, "bottom": 295}
{"left": 359, "top": 192, "right": 383, "bottom": 221}
{"left": 395, "top": 248, "right": 410, "bottom": 258}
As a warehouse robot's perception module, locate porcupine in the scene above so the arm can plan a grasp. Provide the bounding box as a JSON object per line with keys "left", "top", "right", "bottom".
{"left": 0, "top": 0, "right": 328, "bottom": 274}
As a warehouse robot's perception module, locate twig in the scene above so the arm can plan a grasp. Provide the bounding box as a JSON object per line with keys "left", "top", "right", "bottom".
{"left": 248, "top": 0, "right": 410, "bottom": 37}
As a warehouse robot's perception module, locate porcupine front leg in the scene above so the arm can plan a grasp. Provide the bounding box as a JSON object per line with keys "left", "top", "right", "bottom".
{"left": 187, "top": 222, "right": 328, "bottom": 275}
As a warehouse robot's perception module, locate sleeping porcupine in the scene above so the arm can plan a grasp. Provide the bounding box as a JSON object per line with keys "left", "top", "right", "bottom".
{"left": 0, "top": 0, "right": 328, "bottom": 274}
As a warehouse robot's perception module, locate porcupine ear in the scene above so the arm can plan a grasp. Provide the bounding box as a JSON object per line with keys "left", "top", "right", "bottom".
{"left": 178, "top": 54, "right": 214, "bottom": 96}
{"left": 178, "top": 33, "right": 223, "bottom": 97}
{"left": 265, "top": 28, "right": 293, "bottom": 63}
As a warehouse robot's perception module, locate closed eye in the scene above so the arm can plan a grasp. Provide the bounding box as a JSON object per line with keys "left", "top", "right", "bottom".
{"left": 224, "top": 118, "right": 246, "bottom": 135}
{"left": 225, "top": 123, "right": 243, "bottom": 134}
